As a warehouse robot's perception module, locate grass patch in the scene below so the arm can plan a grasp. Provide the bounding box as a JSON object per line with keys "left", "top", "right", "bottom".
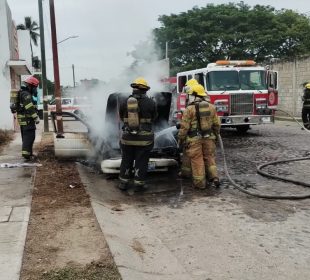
{"left": 41, "top": 262, "right": 121, "bottom": 280}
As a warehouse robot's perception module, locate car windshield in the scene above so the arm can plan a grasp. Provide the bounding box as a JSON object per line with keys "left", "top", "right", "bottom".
{"left": 207, "top": 70, "right": 267, "bottom": 91}
{"left": 62, "top": 99, "right": 72, "bottom": 105}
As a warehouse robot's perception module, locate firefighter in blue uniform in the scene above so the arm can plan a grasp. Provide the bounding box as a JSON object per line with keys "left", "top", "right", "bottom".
{"left": 118, "top": 77, "right": 157, "bottom": 191}
{"left": 10, "top": 76, "right": 40, "bottom": 161}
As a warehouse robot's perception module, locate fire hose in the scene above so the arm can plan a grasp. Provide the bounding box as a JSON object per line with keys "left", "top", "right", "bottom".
{"left": 218, "top": 109, "right": 310, "bottom": 199}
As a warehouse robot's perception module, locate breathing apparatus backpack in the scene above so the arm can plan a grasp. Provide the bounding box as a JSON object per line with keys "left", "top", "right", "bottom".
{"left": 127, "top": 96, "right": 140, "bottom": 134}
{"left": 10, "top": 89, "right": 22, "bottom": 113}
{"left": 195, "top": 100, "right": 212, "bottom": 137}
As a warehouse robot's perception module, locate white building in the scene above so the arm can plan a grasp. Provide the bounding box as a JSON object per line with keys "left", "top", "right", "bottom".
{"left": 0, "top": 0, "right": 32, "bottom": 130}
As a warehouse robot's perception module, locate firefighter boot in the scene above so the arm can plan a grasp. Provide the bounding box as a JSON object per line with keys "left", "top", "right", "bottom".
{"left": 211, "top": 177, "right": 220, "bottom": 188}
{"left": 118, "top": 182, "right": 129, "bottom": 191}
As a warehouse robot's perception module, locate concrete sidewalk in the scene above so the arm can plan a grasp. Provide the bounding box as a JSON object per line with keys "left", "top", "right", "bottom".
{"left": 0, "top": 126, "right": 41, "bottom": 280}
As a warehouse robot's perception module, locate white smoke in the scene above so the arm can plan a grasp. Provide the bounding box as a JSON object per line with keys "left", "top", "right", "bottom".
{"left": 66, "top": 33, "right": 171, "bottom": 160}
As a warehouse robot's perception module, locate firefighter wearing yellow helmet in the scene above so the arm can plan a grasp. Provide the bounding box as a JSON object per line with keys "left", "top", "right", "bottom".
{"left": 178, "top": 84, "right": 221, "bottom": 189}
{"left": 302, "top": 83, "right": 310, "bottom": 130}
{"left": 179, "top": 79, "right": 199, "bottom": 178}
{"left": 184, "top": 78, "right": 199, "bottom": 94}
{"left": 118, "top": 77, "right": 157, "bottom": 192}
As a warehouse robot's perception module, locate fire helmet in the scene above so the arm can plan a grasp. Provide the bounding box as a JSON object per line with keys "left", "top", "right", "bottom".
{"left": 184, "top": 79, "right": 198, "bottom": 94}
{"left": 190, "top": 84, "right": 207, "bottom": 97}
{"left": 130, "top": 77, "right": 150, "bottom": 91}
{"left": 24, "top": 76, "right": 40, "bottom": 87}
{"left": 304, "top": 83, "right": 310, "bottom": 90}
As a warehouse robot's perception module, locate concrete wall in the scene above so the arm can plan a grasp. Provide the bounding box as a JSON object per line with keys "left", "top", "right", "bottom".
{"left": 270, "top": 57, "right": 310, "bottom": 116}
{"left": 0, "top": 0, "right": 13, "bottom": 130}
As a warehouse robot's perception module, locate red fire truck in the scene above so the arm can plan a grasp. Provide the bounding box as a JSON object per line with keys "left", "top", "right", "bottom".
{"left": 176, "top": 60, "right": 278, "bottom": 133}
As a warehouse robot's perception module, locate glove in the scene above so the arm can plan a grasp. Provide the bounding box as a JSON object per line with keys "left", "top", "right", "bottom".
{"left": 35, "top": 117, "right": 40, "bottom": 125}
{"left": 175, "top": 122, "right": 181, "bottom": 129}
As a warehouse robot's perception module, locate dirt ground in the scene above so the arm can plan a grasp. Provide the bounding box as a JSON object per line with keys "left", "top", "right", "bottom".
{"left": 0, "top": 129, "right": 14, "bottom": 151}
{"left": 20, "top": 134, "right": 121, "bottom": 280}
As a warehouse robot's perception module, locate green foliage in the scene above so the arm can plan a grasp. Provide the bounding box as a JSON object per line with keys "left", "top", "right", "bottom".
{"left": 41, "top": 263, "right": 121, "bottom": 280}
{"left": 17, "top": 16, "right": 40, "bottom": 62}
{"left": 153, "top": 2, "right": 310, "bottom": 74}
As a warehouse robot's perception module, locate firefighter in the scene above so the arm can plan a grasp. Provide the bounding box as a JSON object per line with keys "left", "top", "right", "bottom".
{"left": 10, "top": 76, "right": 40, "bottom": 161}
{"left": 178, "top": 84, "right": 221, "bottom": 189}
{"left": 118, "top": 77, "right": 157, "bottom": 191}
{"left": 302, "top": 83, "right": 310, "bottom": 130}
{"left": 179, "top": 78, "right": 199, "bottom": 178}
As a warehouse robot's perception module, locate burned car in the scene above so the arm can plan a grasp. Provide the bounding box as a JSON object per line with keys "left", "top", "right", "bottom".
{"left": 100, "top": 92, "right": 179, "bottom": 174}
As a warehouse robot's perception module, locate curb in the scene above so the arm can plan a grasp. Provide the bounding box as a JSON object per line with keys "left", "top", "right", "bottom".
{"left": 275, "top": 116, "right": 302, "bottom": 122}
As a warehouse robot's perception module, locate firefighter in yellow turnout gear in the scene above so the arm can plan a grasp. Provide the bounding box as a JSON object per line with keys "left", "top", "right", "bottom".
{"left": 179, "top": 79, "right": 199, "bottom": 178}
{"left": 178, "top": 84, "right": 221, "bottom": 189}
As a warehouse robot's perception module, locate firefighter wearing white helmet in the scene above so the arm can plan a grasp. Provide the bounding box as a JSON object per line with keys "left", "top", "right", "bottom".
{"left": 178, "top": 84, "right": 221, "bottom": 189}
{"left": 118, "top": 77, "right": 157, "bottom": 192}
{"left": 302, "top": 83, "right": 310, "bottom": 130}
{"left": 10, "top": 76, "right": 40, "bottom": 161}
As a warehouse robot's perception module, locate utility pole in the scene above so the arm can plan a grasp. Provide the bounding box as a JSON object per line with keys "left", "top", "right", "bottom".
{"left": 38, "top": 0, "right": 49, "bottom": 132}
{"left": 72, "top": 64, "right": 76, "bottom": 87}
{"left": 49, "top": 0, "right": 63, "bottom": 137}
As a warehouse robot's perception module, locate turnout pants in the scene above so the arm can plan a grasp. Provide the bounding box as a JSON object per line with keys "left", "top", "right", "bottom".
{"left": 20, "top": 124, "right": 36, "bottom": 159}
{"left": 119, "top": 143, "right": 153, "bottom": 186}
{"left": 180, "top": 147, "right": 192, "bottom": 178}
{"left": 186, "top": 138, "right": 218, "bottom": 188}
{"left": 302, "top": 107, "right": 310, "bottom": 129}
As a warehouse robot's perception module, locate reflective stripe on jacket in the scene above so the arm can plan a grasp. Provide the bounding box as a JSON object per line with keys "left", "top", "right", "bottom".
{"left": 17, "top": 89, "right": 38, "bottom": 126}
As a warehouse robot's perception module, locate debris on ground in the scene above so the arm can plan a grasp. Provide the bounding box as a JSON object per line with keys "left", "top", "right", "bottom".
{"left": 0, "top": 129, "right": 14, "bottom": 151}
{"left": 20, "top": 133, "right": 121, "bottom": 280}
{"left": 0, "top": 162, "right": 42, "bottom": 168}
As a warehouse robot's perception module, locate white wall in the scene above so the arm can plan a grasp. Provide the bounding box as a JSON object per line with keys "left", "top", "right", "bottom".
{"left": 0, "top": 0, "right": 14, "bottom": 130}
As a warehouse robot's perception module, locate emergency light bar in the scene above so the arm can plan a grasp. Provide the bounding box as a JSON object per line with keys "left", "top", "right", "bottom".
{"left": 215, "top": 60, "right": 256, "bottom": 66}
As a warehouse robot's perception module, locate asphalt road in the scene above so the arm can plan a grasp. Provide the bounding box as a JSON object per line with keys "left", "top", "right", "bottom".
{"left": 79, "top": 120, "right": 310, "bottom": 280}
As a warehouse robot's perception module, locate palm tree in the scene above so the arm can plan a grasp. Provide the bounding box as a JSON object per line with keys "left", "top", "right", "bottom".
{"left": 16, "top": 16, "right": 40, "bottom": 65}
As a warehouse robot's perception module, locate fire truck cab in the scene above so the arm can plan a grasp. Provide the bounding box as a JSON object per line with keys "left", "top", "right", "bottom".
{"left": 176, "top": 60, "right": 278, "bottom": 133}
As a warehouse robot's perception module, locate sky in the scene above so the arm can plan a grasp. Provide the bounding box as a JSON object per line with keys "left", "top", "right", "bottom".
{"left": 7, "top": 0, "right": 310, "bottom": 86}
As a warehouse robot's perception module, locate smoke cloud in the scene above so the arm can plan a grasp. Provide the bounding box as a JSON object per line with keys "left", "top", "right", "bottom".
{"left": 67, "top": 33, "right": 172, "bottom": 160}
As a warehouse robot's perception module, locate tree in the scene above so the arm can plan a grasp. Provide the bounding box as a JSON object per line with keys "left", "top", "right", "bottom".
{"left": 17, "top": 17, "right": 40, "bottom": 65}
{"left": 153, "top": 2, "right": 310, "bottom": 74}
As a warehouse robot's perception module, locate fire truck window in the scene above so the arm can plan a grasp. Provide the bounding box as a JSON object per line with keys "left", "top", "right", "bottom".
{"left": 178, "top": 76, "right": 187, "bottom": 92}
{"left": 194, "top": 73, "right": 205, "bottom": 87}
{"left": 188, "top": 74, "right": 193, "bottom": 79}
{"left": 274, "top": 72, "right": 278, "bottom": 89}
{"left": 207, "top": 71, "right": 239, "bottom": 91}
{"left": 240, "top": 70, "right": 267, "bottom": 90}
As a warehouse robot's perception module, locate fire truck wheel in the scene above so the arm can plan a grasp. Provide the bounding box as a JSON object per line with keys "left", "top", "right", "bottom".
{"left": 236, "top": 125, "right": 250, "bottom": 134}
